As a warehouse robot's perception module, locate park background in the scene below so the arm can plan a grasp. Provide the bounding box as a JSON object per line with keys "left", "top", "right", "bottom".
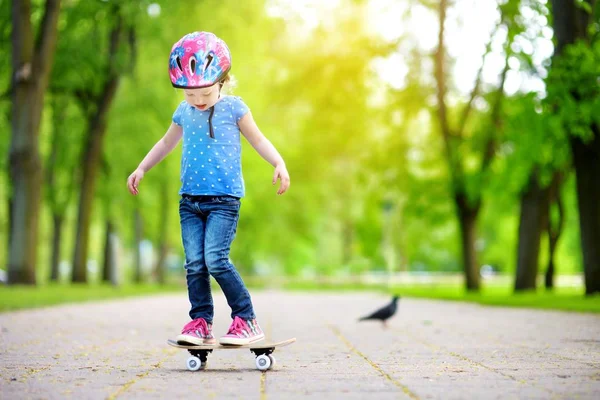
{"left": 1, "top": 0, "right": 599, "bottom": 312}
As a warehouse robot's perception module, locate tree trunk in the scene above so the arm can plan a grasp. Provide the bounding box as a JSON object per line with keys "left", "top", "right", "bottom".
{"left": 456, "top": 192, "right": 480, "bottom": 291}
{"left": 550, "top": 0, "right": 595, "bottom": 53}
{"left": 434, "top": 0, "right": 512, "bottom": 292}
{"left": 545, "top": 253, "right": 555, "bottom": 290}
{"left": 515, "top": 172, "right": 551, "bottom": 291}
{"left": 571, "top": 133, "right": 600, "bottom": 295}
{"left": 550, "top": 0, "right": 600, "bottom": 295}
{"left": 436, "top": 0, "right": 477, "bottom": 291}
{"left": 5, "top": 199, "right": 11, "bottom": 270}
{"left": 47, "top": 96, "right": 69, "bottom": 283}
{"left": 71, "top": 117, "right": 108, "bottom": 282}
{"left": 71, "top": 79, "right": 120, "bottom": 283}
{"left": 154, "top": 242, "right": 168, "bottom": 285}
{"left": 102, "top": 219, "right": 118, "bottom": 285}
{"left": 49, "top": 213, "right": 64, "bottom": 282}
{"left": 134, "top": 209, "right": 143, "bottom": 283}
{"left": 71, "top": 9, "right": 123, "bottom": 283}
{"left": 153, "top": 184, "right": 169, "bottom": 285}
{"left": 545, "top": 173, "right": 564, "bottom": 290}
{"left": 8, "top": 0, "right": 61, "bottom": 284}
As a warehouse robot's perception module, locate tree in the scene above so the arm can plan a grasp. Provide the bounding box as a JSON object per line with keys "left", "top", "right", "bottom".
{"left": 7, "top": 0, "right": 61, "bottom": 284}
{"left": 101, "top": 218, "right": 118, "bottom": 285}
{"left": 0, "top": 0, "right": 11, "bottom": 273}
{"left": 548, "top": 0, "right": 600, "bottom": 295}
{"left": 153, "top": 177, "right": 170, "bottom": 284}
{"left": 434, "top": 0, "right": 515, "bottom": 290}
{"left": 45, "top": 93, "right": 80, "bottom": 281}
{"left": 514, "top": 169, "right": 552, "bottom": 289}
{"left": 545, "top": 173, "right": 565, "bottom": 289}
{"left": 66, "top": 3, "right": 131, "bottom": 283}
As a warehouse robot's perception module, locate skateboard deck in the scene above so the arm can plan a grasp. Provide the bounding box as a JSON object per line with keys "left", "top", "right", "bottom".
{"left": 167, "top": 338, "right": 296, "bottom": 371}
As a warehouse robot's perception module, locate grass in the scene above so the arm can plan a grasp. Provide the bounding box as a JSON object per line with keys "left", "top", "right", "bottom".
{"left": 1, "top": 278, "right": 599, "bottom": 314}
{"left": 278, "top": 279, "right": 600, "bottom": 314}
{"left": 393, "top": 284, "right": 600, "bottom": 314}
{"left": 0, "top": 282, "right": 186, "bottom": 312}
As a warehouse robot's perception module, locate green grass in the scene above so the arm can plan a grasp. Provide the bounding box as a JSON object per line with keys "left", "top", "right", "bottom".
{"left": 393, "top": 285, "right": 600, "bottom": 313}
{"left": 1, "top": 279, "right": 599, "bottom": 314}
{"left": 279, "top": 280, "right": 600, "bottom": 314}
{"left": 0, "top": 282, "right": 186, "bottom": 312}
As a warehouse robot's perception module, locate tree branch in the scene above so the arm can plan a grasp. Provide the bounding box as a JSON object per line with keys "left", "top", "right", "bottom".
{"left": 88, "top": 5, "right": 123, "bottom": 130}
{"left": 457, "top": 19, "right": 504, "bottom": 137}
{"left": 11, "top": 0, "right": 34, "bottom": 80}
{"left": 45, "top": 95, "right": 62, "bottom": 212}
{"left": 417, "top": 0, "right": 438, "bottom": 10}
{"left": 552, "top": 173, "right": 565, "bottom": 240}
{"left": 33, "top": 0, "right": 61, "bottom": 86}
{"left": 435, "top": 0, "right": 452, "bottom": 148}
{"left": 128, "top": 25, "right": 137, "bottom": 76}
{"left": 107, "top": 5, "right": 123, "bottom": 76}
{"left": 481, "top": 46, "right": 510, "bottom": 173}
{"left": 435, "top": 0, "right": 465, "bottom": 188}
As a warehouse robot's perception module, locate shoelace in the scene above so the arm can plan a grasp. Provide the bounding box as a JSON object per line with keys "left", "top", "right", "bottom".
{"left": 227, "top": 317, "right": 247, "bottom": 335}
{"left": 182, "top": 319, "right": 206, "bottom": 334}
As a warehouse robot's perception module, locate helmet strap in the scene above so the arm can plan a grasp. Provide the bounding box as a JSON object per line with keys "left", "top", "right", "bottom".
{"left": 208, "top": 106, "right": 216, "bottom": 139}
{"left": 209, "top": 77, "right": 226, "bottom": 139}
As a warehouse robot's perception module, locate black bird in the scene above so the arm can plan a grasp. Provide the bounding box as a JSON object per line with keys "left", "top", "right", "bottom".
{"left": 358, "top": 296, "right": 400, "bottom": 328}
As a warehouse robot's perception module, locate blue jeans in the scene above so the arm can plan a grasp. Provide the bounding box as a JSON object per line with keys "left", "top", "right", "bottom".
{"left": 179, "top": 195, "right": 255, "bottom": 323}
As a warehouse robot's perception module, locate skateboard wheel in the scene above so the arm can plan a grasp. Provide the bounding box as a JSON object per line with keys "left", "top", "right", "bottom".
{"left": 267, "top": 355, "right": 276, "bottom": 369}
{"left": 255, "top": 354, "right": 271, "bottom": 371}
{"left": 186, "top": 356, "right": 202, "bottom": 371}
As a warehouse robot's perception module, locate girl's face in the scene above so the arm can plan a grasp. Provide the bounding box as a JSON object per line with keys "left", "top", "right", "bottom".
{"left": 184, "top": 84, "right": 220, "bottom": 110}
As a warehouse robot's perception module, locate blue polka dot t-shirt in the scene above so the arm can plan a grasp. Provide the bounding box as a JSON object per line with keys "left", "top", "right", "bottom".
{"left": 172, "top": 96, "right": 250, "bottom": 198}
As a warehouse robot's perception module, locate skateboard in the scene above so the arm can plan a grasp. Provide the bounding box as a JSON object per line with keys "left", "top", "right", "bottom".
{"left": 167, "top": 338, "right": 296, "bottom": 371}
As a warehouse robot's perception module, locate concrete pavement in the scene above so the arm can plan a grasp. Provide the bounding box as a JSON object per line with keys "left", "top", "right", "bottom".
{"left": 1, "top": 291, "right": 599, "bottom": 399}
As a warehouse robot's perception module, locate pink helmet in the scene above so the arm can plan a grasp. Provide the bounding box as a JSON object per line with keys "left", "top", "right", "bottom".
{"left": 169, "top": 32, "right": 231, "bottom": 89}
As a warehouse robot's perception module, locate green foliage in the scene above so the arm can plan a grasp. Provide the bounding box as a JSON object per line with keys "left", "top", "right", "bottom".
{"left": 575, "top": 0, "right": 593, "bottom": 15}
{"left": 545, "top": 40, "right": 600, "bottom": 142}
{"left": 0, "top": 0, "right": 591, "bottom": 286}
{"left": 45, "top": 94, "right": 84, "bottom": 214}
{"left": 495, "top": 94, "right": 569, "bottom": 196}
{"left": 0, "top": 282, "right": 184, "bottom": 312}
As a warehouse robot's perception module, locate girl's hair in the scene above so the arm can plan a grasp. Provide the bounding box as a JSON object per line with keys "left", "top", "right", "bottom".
{"left": 220, "top": 74, "right": 237, "bottom": 95}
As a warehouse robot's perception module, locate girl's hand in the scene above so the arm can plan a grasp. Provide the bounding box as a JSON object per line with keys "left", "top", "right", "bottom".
{"left": 273, "top": 164, "right": 290, "bottom": 195}
{"left": 127, "top": 168, "right": 145, "bottom": 195}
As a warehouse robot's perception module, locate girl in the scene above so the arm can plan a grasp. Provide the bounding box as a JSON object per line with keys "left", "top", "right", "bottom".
{"left": 127, "top": 32, "right": 290, "bottom": 346}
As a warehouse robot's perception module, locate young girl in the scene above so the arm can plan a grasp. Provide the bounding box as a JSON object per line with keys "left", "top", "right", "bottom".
{"left": 127, "top": 32, "right": 290, "bottom": 346}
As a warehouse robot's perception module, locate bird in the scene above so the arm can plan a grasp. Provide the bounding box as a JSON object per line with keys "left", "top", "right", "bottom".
{"left": 358, "top": 296, "right": 400, "bottom": 328}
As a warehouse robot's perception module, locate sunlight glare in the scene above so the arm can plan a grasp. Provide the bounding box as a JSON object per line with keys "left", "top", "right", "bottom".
{"left": 268, "top": 0, "right": 553, "bottom": 97}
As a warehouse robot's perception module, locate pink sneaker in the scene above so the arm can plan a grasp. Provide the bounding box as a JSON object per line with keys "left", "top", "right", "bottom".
{"left": 219, "top": 316, "right": 265, "bottom": 345}
{"left": 176, "top": 318, "right": 216, "bottom": 345}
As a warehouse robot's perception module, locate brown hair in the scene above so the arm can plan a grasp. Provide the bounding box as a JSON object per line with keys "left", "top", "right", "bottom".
{"left": 219, "top": 74, "right": 236, "bottom": 94}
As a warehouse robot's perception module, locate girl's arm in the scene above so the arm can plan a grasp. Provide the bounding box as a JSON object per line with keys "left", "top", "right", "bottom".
{"left": 238, "top": 112, "right": 290, "bottom": 195}
{"left": 127, "top": 122, "right": 183, "bottom": 195}
{"left": 138, "top": 122, "right": 183, "bottom": 172}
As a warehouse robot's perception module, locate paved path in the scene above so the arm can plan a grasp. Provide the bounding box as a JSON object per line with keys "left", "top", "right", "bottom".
{"left": 1, "top": 291, "right": 599, "bottom": 399}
